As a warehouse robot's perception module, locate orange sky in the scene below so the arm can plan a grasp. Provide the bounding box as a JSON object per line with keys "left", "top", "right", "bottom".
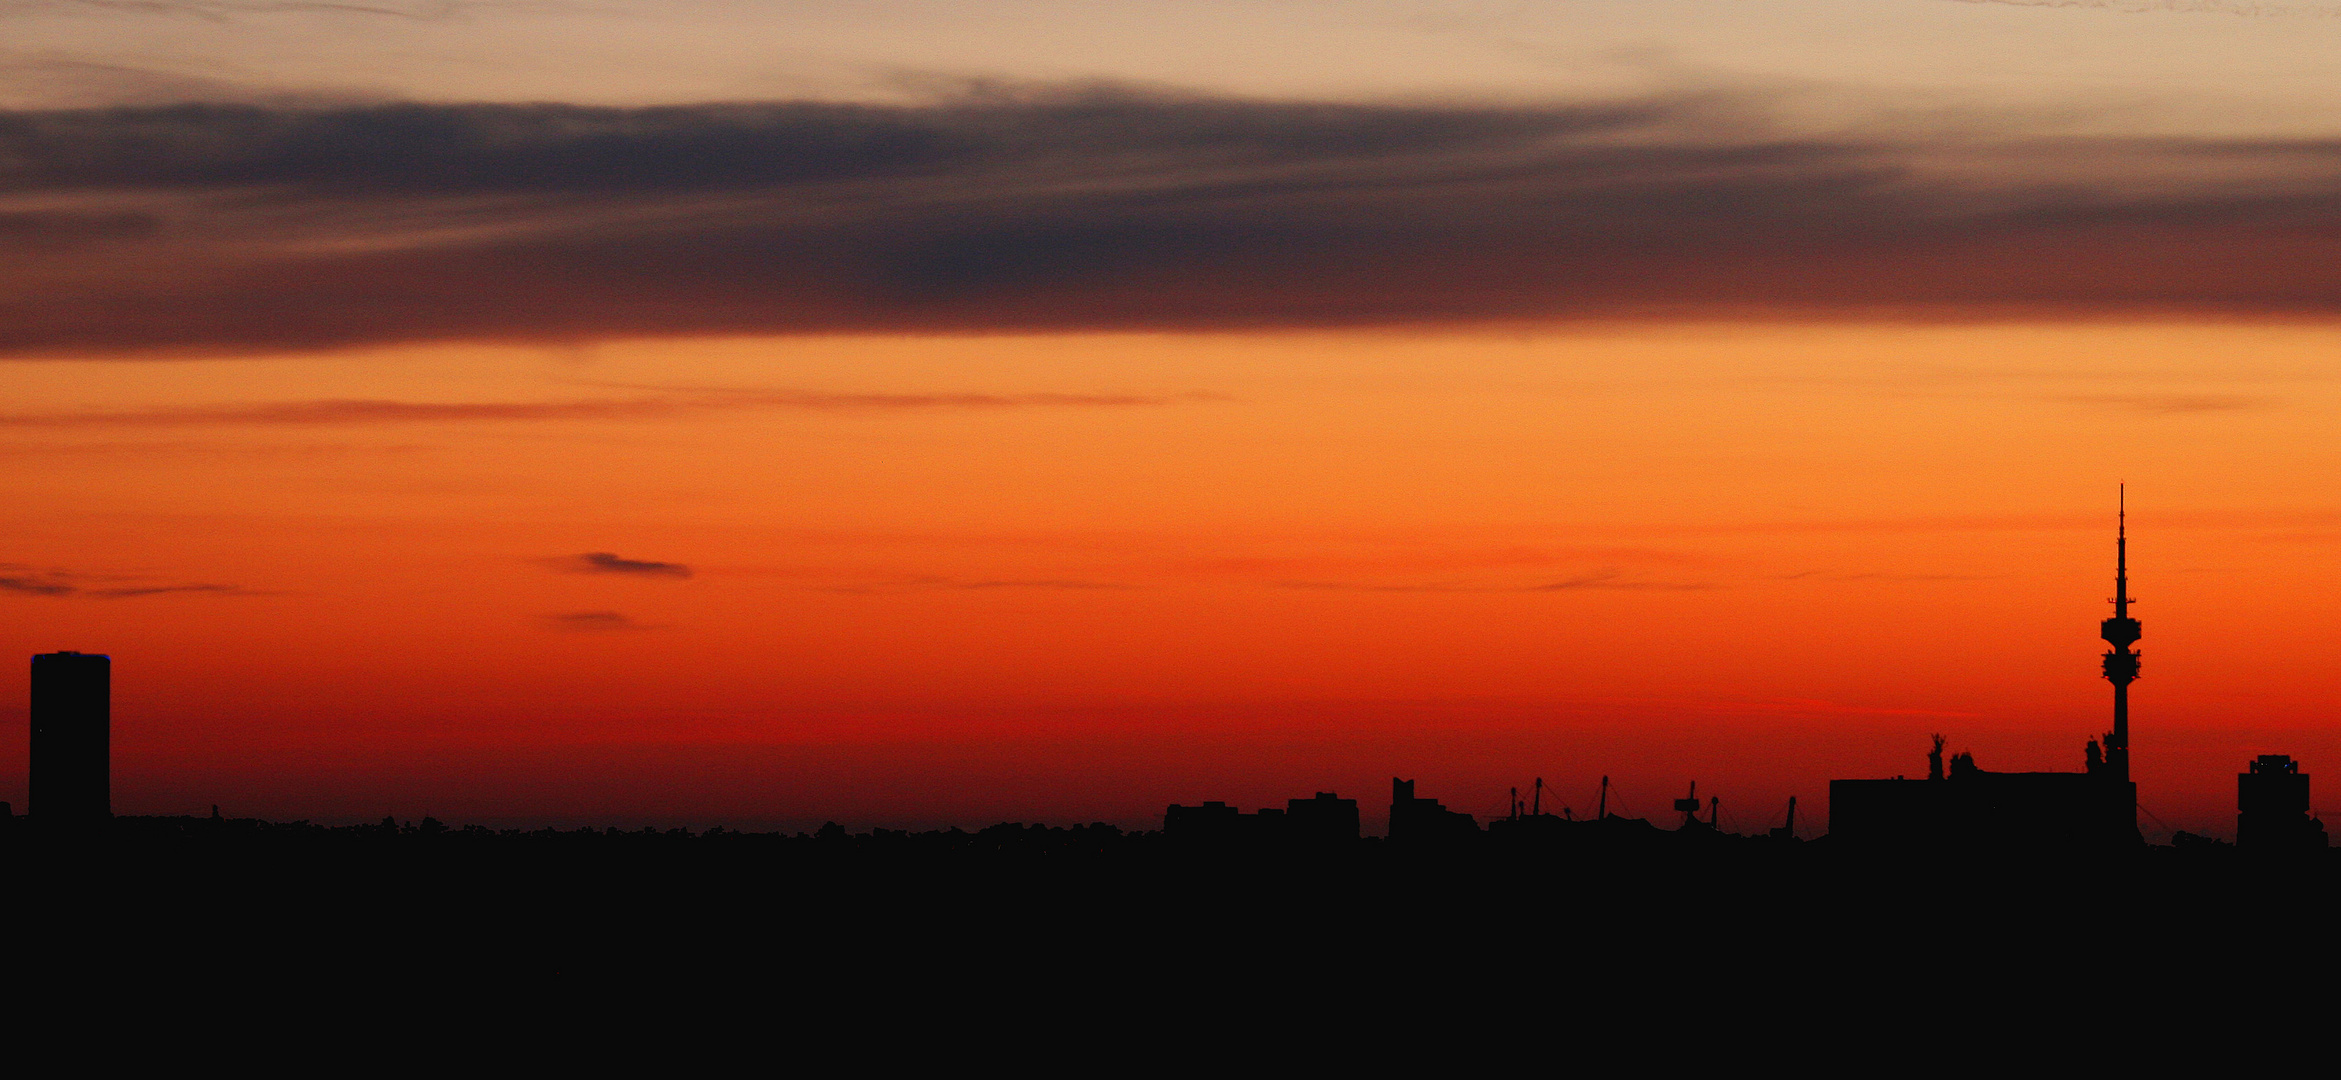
{"left": 7, "top": 2, "right": 2341, "bottom": 837}
{"left": 3, "top": 323, "right": 2336, "bottom": 836}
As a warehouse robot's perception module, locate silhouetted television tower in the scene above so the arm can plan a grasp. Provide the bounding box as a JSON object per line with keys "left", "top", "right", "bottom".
{"left": 2101, "top": 486, "right": 2140, "bottom": 783}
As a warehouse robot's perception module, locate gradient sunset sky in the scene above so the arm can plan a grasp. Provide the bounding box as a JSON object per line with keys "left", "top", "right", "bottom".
{"left": 6, "top": 0, "right": 2341, "bottom": 836}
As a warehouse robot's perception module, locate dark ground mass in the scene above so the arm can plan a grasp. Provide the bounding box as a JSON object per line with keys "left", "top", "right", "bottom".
{"left": 6, "top": 813, "right": 2335, "bottom": 1032}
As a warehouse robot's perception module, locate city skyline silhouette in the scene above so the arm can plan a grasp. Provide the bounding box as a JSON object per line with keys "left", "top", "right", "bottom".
{"left": 13, "top": 499, "right": 2328, "bottom": 854}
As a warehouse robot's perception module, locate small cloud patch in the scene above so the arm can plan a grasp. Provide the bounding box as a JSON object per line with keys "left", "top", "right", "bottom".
{"left": 546, "top": 611, "right": 649, "bottom": 631}
{"left": 543, "top": 552, "right": 692, "bottom": 578}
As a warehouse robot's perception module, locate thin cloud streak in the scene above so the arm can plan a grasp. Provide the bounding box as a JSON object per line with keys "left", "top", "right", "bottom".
{"left": 8, "top": 89, "right": 2341, "bottom": 355}
{"left": 2056, "top": 392, "right": 2270, "bottom": 413}
{"left": 1274, "top": 572, "right": 1716, "bottom": 593}
{"left": 0, "top": 390, "right": 1194, "bottom": 427}
{"left": 0, "top": 569, "right": 262, "bottom": 597}
{"left": 812, "top": 576, "right": 1138, "bottom": 594}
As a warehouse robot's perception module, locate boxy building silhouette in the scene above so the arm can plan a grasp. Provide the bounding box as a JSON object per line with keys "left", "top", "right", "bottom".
{"left": 30, "top": 651, "right": 110, "bottom": 823}
{"left": 2238, "top": 755, "right": 2327, "bottom": 851}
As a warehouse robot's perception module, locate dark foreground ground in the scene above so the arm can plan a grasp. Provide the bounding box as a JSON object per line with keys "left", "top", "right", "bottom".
{"left": 4, "top": 815, "right": 2331, "bottom": 1057}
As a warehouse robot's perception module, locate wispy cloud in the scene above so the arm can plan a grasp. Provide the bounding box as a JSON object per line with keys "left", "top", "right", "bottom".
{"left": 812, "top": 576, "right": 1136, "bottom": 594}
{"left": 2056, "top": 393, "right": 2270, "bottom": 413}
{"left": 0, "top": 390, "right": 1200, "bottom": 427}
{"left": 0, "top": 565, "right": 262, "bottom": 597}
{"left": 0, "top": 574, "right": 74, "bottom": 595}
{"left": 83, "top": 582, "right": 253, "bottom": 596}
{"left": 1776, "top": 570, "right": 2008, "bottom": 582}
{"left": 541, "top": 552, "right": 691, "bottom": 578}
{"left": 1274, "top": 571, "right": 1716, "bottom": 593}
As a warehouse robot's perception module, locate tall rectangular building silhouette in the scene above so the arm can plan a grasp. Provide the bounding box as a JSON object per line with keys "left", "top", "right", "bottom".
{"left": 30, "top": 651, "right": 110, "bottom": 821}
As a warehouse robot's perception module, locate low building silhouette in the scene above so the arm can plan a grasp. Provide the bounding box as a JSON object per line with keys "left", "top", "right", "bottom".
{"left": 1163, "top": 792, "right": 1359, "bottom": 847}
{"left": 2237, "top": 755, "right": 2327, "bottom": 851}
{"left": 31, "top": 651, "right": 110, "bottom": 823}
{"left": 1388, "top": 777, "right": 1477, "bottom": 842}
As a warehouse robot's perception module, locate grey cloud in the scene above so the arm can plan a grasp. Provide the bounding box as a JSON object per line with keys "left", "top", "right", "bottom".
{"left": 5, "top": 89, "right": 2341, "bottom": 356}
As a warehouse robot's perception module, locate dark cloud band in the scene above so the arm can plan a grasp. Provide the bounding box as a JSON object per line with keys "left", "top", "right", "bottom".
{"left": 5, "top": 89, "right": 2341, "bottom": 356}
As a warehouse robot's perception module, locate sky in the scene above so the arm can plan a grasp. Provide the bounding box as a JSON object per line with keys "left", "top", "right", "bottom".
{"left": 4, "top": 1, "right": 2340, "bottom": 836}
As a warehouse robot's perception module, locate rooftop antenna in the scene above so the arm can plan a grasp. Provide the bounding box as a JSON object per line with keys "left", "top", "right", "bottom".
{"left": 2101, "top": 484, "right": 2141, "bottom": 783}
{"left": 1674, "top": 780, "right": 1701, "bottom": 827}
{"left": 1597, "top": 775, "right": 1609, "bottom": 820}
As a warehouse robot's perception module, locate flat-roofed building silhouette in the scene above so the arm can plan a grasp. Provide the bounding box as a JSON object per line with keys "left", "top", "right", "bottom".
{"left": 31, "top": 651, "right": 110, "bottom": 823}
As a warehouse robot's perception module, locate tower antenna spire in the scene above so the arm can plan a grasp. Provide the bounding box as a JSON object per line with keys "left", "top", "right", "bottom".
{"left": 2116, "top": 483, "right": 2128, "bottom": 618}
